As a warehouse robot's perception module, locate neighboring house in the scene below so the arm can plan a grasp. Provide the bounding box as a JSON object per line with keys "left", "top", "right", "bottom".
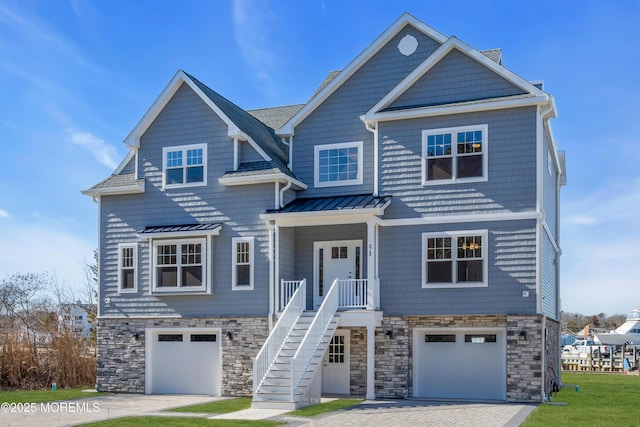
{"left": 59, "top": 301, "right": 95, "bottom": 339}
{"left": 83, "top": 13, "right": 565, "bottom": 405}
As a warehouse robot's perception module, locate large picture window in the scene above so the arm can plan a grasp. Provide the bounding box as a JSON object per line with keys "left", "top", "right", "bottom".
{"left": 152, "top": 238, "right": 206, "bottom": 292}
{"left": 422, "top": 231, "right": 488, "bottom": 288}
{"left": 162, "top": 143, "right": 207, "bottom": 189}
{"left": 314, "top": 141, "right": 363, "bottom": 188}
{"left": 422, "top": 125, "right": 487, "bottom": 185}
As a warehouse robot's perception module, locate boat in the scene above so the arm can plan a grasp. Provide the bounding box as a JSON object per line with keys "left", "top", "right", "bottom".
{"left": 594, "top": 309, "right": 640, "bottom": 346}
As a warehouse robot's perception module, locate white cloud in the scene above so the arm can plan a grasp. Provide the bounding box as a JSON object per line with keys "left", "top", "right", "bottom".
{"left": 0, "top": 208, "right": 9, "bottom": 218}
{"left": 69, "top": 131, "right": 119, "bottom": 169}
{"left": 232, "top": 0, "right": 279, "bottom": 97}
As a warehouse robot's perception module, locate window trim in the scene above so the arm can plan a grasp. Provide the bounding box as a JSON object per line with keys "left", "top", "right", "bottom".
{"left": 162, "top": 143, "right": 207, "bottom": 190}
{"left": 421, "top": 230, "right": 488, "bottom": 289}
{"left": 117, "top": 243, "right": 138, "bottom": 293}
{"left": 232, "top": 236, "right": 254, "bottom": 291}
{"left": 421, "top": 124, "right": 488, "bottom": 186}
{"left": 314, "top": 141, "right": 364, "bottom": 188}
{"left": 151, "top": 237, "right": 209, "bottom": 294}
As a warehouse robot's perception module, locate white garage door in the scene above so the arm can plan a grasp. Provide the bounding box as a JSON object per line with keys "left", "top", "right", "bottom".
{"left": 147, "top": 329, "right": 220, "bottom": 395}
{"left": 413, "top": 328, "right": 506, "bottom": 400}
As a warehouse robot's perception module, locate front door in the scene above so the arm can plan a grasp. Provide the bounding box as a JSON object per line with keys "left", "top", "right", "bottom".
{"left": 314, "top": 240, "right": 362, "bottom": 307}
{"left": 322, "top": 331, "right": 350, "bottom": 395}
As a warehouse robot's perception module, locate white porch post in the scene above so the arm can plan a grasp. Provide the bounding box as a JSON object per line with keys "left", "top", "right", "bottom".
{"left": 366, "top": 323, "right": 375, "bottom": 400}
{"left": 275, "top": 224, "right": 280, "bottom": 313}
{"left": 366, "top": 220, "right": 376, "bottom": 309}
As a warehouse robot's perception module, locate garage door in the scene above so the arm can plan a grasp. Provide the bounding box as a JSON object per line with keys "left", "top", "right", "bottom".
{"left": 413, "top": 328, "right": 506, "bottom": 400}
{"left": 147, "top": 329, "right": 220, "bottom": 395}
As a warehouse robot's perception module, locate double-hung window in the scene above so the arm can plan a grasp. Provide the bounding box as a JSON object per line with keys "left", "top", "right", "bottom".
{"left": 422, "top": 230, "right": 488, "bottom": 288}
{"left": 153, "top": 238, "right": 206, "bottom": 292}
{"left": 118, "top": 243, "right": 137, "bottom": 293}
{"left": 314, "top": 141, "right": 363, "bottom": 188}
{"left": 232, "top": 236, "right": 254, "bottom": 290}
{"left": 422, "top": 125, "right": 487, "bottom": 185}
{"left": 162, "top": 143, "right": 207, "bottom": 189}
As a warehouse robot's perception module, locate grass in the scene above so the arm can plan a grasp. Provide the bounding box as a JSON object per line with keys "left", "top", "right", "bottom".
{"left": 167, "top": 397, "right": 252, "bottom": 414}
{"left": 287, "top": 398, "right": 364, "bottom": 417}
{"left": 82, "top": 418, "right": 283, "bottom": 427}
{"left": 0, "top": 386, "right": 99, "bottom": 403}
{"left": 522, "top": 373, "right": 640, "bottom": 426}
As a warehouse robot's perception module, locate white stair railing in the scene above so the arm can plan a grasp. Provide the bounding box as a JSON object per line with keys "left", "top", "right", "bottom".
{"left": 279, "top": 280, "right": 302, "bottom": 312}
{"left": 290, "top": 278, "right": 339, "bottom": 400}
{"left": 338, "top": 279, "right": 368, "bottom": 308}
{"left": 253, "top": 279, "right": 306, "bottom": 399}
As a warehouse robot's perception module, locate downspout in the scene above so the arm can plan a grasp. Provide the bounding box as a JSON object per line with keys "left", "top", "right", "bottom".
{"left": 364, "top": 122, "right": 378, "bottom": 196}
{"left": 266, "top": 220, "right": 275, "bottom": 332}
{"left": 279, "top": 180, "right": 292, "bottom": 208}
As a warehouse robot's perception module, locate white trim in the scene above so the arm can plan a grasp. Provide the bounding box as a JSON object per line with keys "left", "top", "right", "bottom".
{"left": 218, "top": 173, "right": 307, "bottom": 190}
{"left": 233, "top": 138, "right": 239, "bottom": 170}
{"left": 314, "top": 141, "right": 364, "bottom": 188}
{"left": 421, "top": 124, "right": 488, "bottom": 186}
{"left": 261, "top": 208, "right": 389, "bottom": 228}
{"left": 376, "top": 211, "right": 541, "bottom": 227}
{"left": 365, "top": 37, "right": 547, "bottom": 119}
{"left": 151, "top": 237, "right": 210, "bottom": 294}
{"left": 113, "top": 150, "right": 136, "bottom": 175}
{"left": 117, "top": 242, "right": 138, "bottom": 294}
{"left": 278, "top": 13, "right": 447, "bottom": 136}
{"left": 82, "top": 182, "right": 145, "bottom": 198}
{"left": 232, "top": 236, "right": 255, "bottom": 291}
{"left": 162, "top": 143, "right": 208, "bottom": 190}
{"left": 362, "top": 95, "right": 547, "bottom": 123}
{"left": 421, "top": 230, "right": 488, "bottom": 289}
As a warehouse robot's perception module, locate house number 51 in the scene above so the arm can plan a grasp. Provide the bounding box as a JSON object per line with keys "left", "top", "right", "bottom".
{"left": 368, "top": 243, "right": 373, "bottom": 256}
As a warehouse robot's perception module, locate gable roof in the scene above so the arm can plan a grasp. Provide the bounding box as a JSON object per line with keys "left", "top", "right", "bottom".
{"left": 81, "top": 172, "right": 145, "bottom": 197}
{"left": 278, "top": 12, "right": 447, "bottom": 136}
{"left": 248, "top": 104, "right": 304, "bottom": 130}
{"left": 362, "top": 36, "right": 551, "bottom": 123}
{"left": 124, "top": 70, "right": 288, "bottom": 164}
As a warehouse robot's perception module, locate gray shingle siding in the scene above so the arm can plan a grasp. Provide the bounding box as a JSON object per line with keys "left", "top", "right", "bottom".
{"left": 239, "top": 141, "right": 265, "bottom": 163}
{"left": 378, "top": 220, "right": 537, "bottom": 315}
{"left": 99, "top": 83, "right": 276, "bottom": 317}
{"left": 541, "top": 231, "right": 558, "bottom": 319}
{"left": 389, "top": 49, "right": 525, "bottom": 109}
{"left": 380, "top": 106, "right": 538, "bottom": 218}
{"left": 292, "top": 24, "right": 442, "bottom": 197}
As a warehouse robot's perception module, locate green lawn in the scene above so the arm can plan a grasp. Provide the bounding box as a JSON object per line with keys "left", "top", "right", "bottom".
{"left": 167, "top": 397, "right": 252, "bottom": 414}
{"left": 287, "top": 398, "right": 364, "bottom": 417}
{"left": 0, "top": 387, "right": 99, "bottom": 403}
{"left": 523, "top": 373, "right": 640, "bottom": 426}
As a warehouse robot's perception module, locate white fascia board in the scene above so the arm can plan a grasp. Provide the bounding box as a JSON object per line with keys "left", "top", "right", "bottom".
{"left": 260, "top": 210, "right": 386, "bottom": 227}
{"left": 277, "top": 13, "right": 447, "bottom": 136}
{"left": 81, "top": 182, "right": 145, "bottom": 198}
{"left": 219, "top": 173, "right": 307, "bottom": 190}
{"left": 365, "top": 37, "right": 548, "bottom": 119}
{"left": 363, "top": 95, "right": 547, "bottom": 123}
{"left": 376, "top": 210, "right": 541, "bottom": 227}
{"left": 113, "top": 150, "right": 136, "bottom": 175}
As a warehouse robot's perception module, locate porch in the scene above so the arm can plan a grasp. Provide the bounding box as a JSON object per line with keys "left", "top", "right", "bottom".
{"left": 278, "top": 278, "right": 379, "bottom": 312}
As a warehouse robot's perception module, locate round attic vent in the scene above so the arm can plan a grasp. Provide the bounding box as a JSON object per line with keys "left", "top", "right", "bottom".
{"left": 398, "top": 34, "right": 418, "bottom": 56}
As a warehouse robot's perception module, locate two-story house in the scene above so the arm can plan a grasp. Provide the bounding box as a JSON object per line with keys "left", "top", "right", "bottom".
{"left": 83, "top": 13, "right": 565, "bottom": 406}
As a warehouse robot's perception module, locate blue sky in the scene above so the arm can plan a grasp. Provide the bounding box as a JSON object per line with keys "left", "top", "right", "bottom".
{"left": 1, "top": 0, "right": 638, "bottom": 315}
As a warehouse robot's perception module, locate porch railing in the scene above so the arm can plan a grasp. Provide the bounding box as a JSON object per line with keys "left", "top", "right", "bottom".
{"left": 290, "top": 278, "right": 339, "bottom": 400}
{"left": 337, "top": 279, "right": 368, "bottom": 308}
{"left": 279, "top": 280, "right": 302, "bottom": 312}
{"left": 253, "top": 278, "right": 306, "bottom": 399}
{"left": 278, "top": 278, "right": 369, "bottom": 310}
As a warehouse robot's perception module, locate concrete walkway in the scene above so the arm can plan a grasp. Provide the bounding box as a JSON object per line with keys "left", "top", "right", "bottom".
{"left": 0, "top": 393, "right": 224, "bottom": 427}
{"left": 0, "top": 394, "right": 537, "bottom": 426}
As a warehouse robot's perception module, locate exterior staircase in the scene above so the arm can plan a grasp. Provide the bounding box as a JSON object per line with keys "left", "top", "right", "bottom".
{"left": 252, "top": 278, "right": 340, "bottom": 410}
